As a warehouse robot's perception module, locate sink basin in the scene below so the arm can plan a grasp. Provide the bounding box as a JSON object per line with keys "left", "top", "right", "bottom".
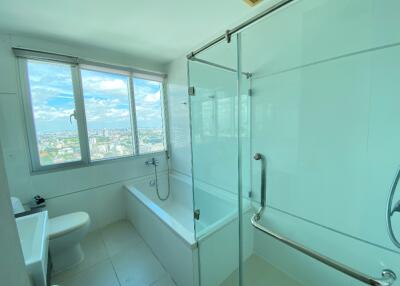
{"left": 16, "top": 211, "right": 49, "bottom": 286}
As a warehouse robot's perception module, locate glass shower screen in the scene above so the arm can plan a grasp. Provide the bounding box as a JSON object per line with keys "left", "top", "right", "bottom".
{"left": 188, "top": 36, "right": 247, "bottom": 286}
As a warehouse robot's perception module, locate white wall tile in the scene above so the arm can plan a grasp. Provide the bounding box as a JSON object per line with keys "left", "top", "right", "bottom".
{"left": 0, "top": 34, "right": 18, "bottom": 94}
{"left": 46, "top": 183, "right": 126, "bottom": 231}
{"left": 241, "top": 0, "right": 400, "bottom": 77}
{"left": 250, "top": 31, "right": 400, "bottom": 254}
{"left": 166, "top": 57, "right": 192, "bottom": 177}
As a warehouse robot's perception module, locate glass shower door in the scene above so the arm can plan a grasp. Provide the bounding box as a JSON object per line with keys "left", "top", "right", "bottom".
{"left": 188, "top": 39, "right": 242, "bottom": 286}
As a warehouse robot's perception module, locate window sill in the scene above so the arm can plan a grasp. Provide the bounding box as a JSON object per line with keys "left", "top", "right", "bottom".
{"left": 30, "top": 150, "right": 167, "bottom": 176}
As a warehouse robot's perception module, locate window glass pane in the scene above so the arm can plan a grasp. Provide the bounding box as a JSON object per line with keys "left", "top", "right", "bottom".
{"left": 133, "top": 78, "right": 165, "bottom": 153}
{"left": 81, "top": 69, "right": 134, "bottom": 160}
{"left": 27, "top": 60, "right": 81, "bottom": 166}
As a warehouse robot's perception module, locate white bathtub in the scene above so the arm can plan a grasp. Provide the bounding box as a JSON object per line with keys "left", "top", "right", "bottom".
{"left": 126, "top": 172, "right": 196, "bottom": 244}
{"left": 124, "top": 172, "right": 250, "bottom": 286}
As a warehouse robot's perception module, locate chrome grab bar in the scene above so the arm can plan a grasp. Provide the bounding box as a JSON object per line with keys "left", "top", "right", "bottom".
{"left": 251, "top": 211, "right": 396, "bottom": 286}
{"left": 251, "top": 153, "right": 397, "bottom": 286}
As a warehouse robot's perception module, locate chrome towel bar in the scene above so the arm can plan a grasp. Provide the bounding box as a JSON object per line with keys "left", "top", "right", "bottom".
{"left": 252, "top": 152, "right": 396, "bottom": 285}
{"left": 251, "top": 209, "right": 397, "bottom": 286}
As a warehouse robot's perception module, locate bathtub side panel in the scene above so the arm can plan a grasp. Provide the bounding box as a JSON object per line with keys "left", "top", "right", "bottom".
{"left": 124, "top": 189, "right": 196, "bottom": 286}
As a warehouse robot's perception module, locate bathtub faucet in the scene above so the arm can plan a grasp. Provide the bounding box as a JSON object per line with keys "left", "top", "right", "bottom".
{"left": 145, "top": 157, "right": 159, "bottom": 166}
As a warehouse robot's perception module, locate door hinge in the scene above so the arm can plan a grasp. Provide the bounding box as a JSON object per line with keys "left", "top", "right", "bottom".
{"left": 248, "top": 88, "right": 253, "bottom": 96}
{"left": 188, "top": 86, "right": 195, "bottom": 96}
{"left": 194, "top": 209, "right": 200, "bottom": 220}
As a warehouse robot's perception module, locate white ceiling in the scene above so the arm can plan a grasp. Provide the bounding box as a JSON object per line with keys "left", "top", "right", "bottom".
{"left": 0, "top": 0, "right": 274, "bottom": 67}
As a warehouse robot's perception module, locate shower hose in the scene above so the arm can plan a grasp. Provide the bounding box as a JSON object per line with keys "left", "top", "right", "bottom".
{"left": 153, "top": 160, "right": 170, "bottom": 201}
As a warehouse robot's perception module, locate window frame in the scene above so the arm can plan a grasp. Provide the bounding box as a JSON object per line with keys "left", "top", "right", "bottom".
{"left": 18, "top": 56, "right": 167, "bottom": 173}
{"left": 132, "top": 75, "right": 168, "bottom": 155}
{"left": 79, "top": 65, "right": 137, "bottom": 161}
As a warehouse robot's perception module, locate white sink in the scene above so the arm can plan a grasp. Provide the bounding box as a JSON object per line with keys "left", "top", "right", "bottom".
{"left": 16, "top": 211, "right": 49, "bottom": 286}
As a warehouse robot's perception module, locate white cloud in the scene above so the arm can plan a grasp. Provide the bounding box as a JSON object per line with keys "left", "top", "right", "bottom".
{"left": 105, "top": 108, "right": 130, "bottom": 119}
{"left": 99, "top": 79, "right": 127, "bottom": 91}
{"left": 143, "top": 90, "right": 160, "bottom": 103}
{"left": 85, "top": 97, "right": 120, "bottom": 107}
{"left": 33, "top": 106, "right": 74, "bottom": 121}
{"left": 82, "top": 74, "right": 128, "bottom": 96}
{"left": 31, "top": 86, "right": 73, "bottom": 101}
{"left": 84, "top": 97, "right": 130, "bottom": 123}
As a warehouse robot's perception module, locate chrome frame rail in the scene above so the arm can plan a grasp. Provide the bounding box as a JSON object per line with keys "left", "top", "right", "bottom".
{"left": 187, "top": 0, "right": 295, "bottom": 59}
{"left": 251, "top": 208, "right": 397, "bottom": 285}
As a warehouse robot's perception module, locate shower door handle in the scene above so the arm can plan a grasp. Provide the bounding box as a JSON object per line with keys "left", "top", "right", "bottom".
{"left": 253, "top": 153, "right": 266, "bottom": 208}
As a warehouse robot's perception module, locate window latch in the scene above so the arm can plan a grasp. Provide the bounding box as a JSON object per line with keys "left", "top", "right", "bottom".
{"left": 69, "top": 110, "right": 76, "bottom": 124}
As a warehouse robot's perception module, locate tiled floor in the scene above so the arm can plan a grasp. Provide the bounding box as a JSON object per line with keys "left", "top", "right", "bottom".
{"left": 52, "top": 220, "right": 176, "bottom": 286}
{"left": 220, "top": 255, "right": 305, "bottom": 286}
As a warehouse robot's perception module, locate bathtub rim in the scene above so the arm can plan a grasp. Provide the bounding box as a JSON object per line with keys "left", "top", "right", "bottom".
{"left": 125, "top": 172, "right": 253, "bottom": 249}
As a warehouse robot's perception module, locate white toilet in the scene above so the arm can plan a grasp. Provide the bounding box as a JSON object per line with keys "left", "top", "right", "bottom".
{"left": 49, "top": 212, "right": 91, "bottom": 273}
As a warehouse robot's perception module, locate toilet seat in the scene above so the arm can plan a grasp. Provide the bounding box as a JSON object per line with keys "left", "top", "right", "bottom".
{"left": 49, "top": 212, "right": 90, "bottom": 239}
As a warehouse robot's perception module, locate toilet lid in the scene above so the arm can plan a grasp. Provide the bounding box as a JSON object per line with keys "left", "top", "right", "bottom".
{"left": 49, "top": 212, "right": 90, "bottom": 239}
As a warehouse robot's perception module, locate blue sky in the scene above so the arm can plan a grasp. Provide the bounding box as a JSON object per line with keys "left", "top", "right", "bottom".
{"left": 27, "top": 60, "right": 163, "bottom": 134}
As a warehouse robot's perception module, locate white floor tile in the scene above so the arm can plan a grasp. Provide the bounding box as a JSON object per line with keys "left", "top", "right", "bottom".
{"left": 55, "top": 260, "right": 120, "bottom": 286}
{"left": 111, "top": 241, "right": 166, "bottom": 286}
{"left": 220, "top": 255, "right": 305, "bottom": 286}
{"left": 51, "top": 220, "right": 173, "bottom": 286}
{"left": 52, "top": 230, "right": 109, "bottom": 283}
{"left": 101, "top": 220, "right": 144, "bottom": 257}
{"left": 151, "top": 274, "right": 177, "bottom": 286}
{"left": 244, "top": 255, "right": 304, "bottom": 286}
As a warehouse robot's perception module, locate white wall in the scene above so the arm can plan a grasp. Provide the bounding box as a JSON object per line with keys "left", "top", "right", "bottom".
{"left": 0, "top": 140, "right": 31, "bottom": 286}
{"left": 0, "top": 33, "right": 168, "bottom": 231}
{"left": 166, "top": 57, "right": 191, "bottom": 176}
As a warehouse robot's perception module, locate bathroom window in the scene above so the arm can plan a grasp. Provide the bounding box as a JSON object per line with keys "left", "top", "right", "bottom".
{"left": 81, "top": 68, "right": 135, "bottom": 160}
{"left": 133, "top": 78, "right": 165, "bottom": 154}
{"left": 25, "top": 60, "right": 83, "bottom": 167}
{"left": 19, "top": 53, "right": 166, "bottom": 172}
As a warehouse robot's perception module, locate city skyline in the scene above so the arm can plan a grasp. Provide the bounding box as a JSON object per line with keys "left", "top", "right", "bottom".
{"left": 37, "top": 127, "right": 164, "bottom": 165}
